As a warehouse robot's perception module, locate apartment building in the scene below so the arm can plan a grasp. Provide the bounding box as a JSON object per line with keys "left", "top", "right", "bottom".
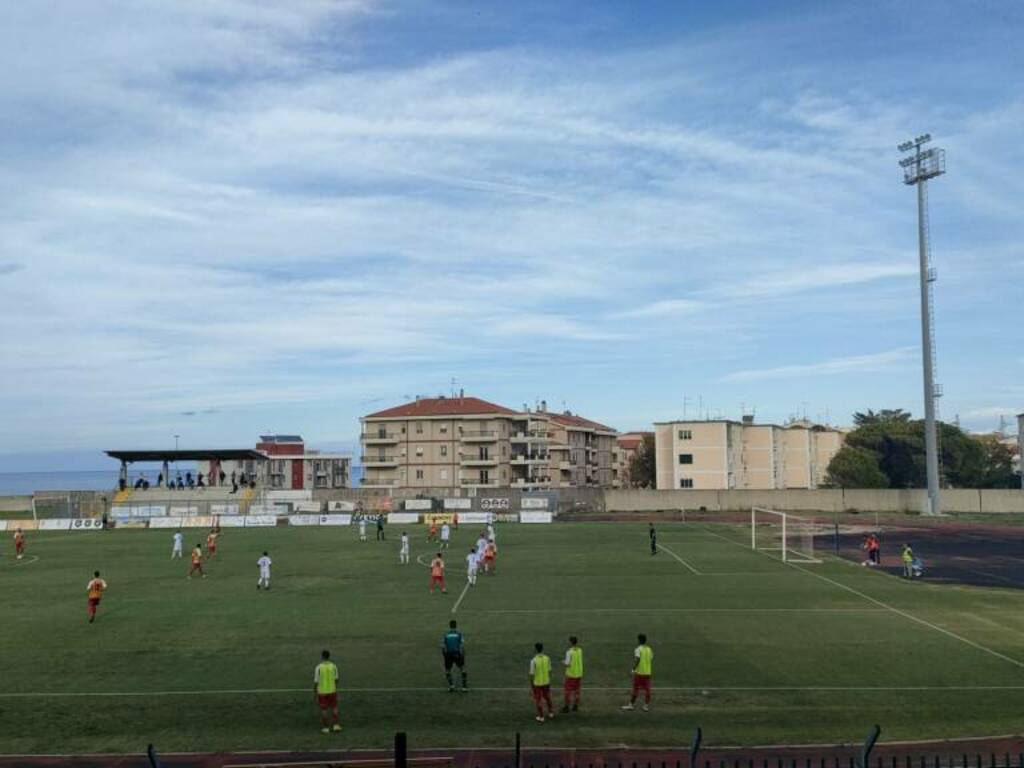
{"left": 654, "top": 417, "right": 844, "bottom": 490}
{"left": 200, "top": 435, "right": 352, "bottom": 490}
{"left": 360, "top": 395, "right": 618, "bottom": 490}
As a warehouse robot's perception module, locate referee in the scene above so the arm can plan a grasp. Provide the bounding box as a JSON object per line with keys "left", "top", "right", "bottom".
{"left": 442, "top": 619, "right": 468, "bottom": 692}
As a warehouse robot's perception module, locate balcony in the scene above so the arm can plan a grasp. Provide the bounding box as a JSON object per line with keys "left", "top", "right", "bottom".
{"left": 558, "top": 460, "right": 572, "bottom": 470}
{"left": 460, "top": 454, "right": 498, "bottom": 466}
{"left": 510, "top": 431, "right": 551, "bottom": 443}
{"left": 461, "top": 478, "right": 498, "bottom": 486}
{"left": 511, "top": 454, "right": 550, "bottom": 465}
{"left": 363, "top": 432, "right": 400, "bottom": 445}
{"left": 361, "top": 455, "right": 400, "bottom": 467}
{"left": 460, "top": 430, "right": 498, "bottom": 443}
{"left": 361, "top": 477, "right": 398, "bottom": 487}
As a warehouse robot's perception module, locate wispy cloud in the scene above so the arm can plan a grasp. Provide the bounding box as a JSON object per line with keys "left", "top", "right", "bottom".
{"left": 614, "top": 299, "right": 704, "bottom": 319}
{"left": 705, "top": 262, "right": 917, "bottom": 300}
{"left": 0, "top": 262, "right": 24, "bottom": 276}
{"left": 722, "top": 348, "right": 917, "bottom": 382}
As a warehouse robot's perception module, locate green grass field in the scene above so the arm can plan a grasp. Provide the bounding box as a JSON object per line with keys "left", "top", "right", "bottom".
{"left": 3, "top": 521, "right": 1024, "bottom": 755}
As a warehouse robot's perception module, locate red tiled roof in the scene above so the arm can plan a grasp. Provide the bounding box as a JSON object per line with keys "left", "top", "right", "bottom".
{"left": 549, "top": 412, "right": 618, "bottom": 433}
{"left": 365, "top": 396, "right": 519, "bottom": 419}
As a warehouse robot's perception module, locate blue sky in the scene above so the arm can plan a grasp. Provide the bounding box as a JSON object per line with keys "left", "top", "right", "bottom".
{"left": 1, "top": 0, "right": 1022, "bottom": 470}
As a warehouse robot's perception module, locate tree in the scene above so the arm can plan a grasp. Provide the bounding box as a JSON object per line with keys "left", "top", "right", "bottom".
{"left": 825, "top": 446, "right": 889, "bottom": 488}
{"left": 626, "top": 434, "right": 656, "bottom": 488}
{"left": 853, "top": 409, "right": 913, "bottom": 427}
{"left": 974, "top": 437, "right": 1020, "bottom": 488}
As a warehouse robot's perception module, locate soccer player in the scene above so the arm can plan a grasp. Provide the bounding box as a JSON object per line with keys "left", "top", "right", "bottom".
{"left": 483, "top": 539, "right": 497, "bottom": 574}
{"left": 257, "top": 551, "right": 272, "bottom": 590}
{"left": 171, "top": 530, "right": 184, "bottom": 559}
{"left": 649, "top": 523, "right": 657, "bottom": 556}
{"left": 475, "top": 532, "right": 488, "bottom": 561}
{"left": 622, "top": 633, "right": 654, "bottom": 711}
{"left": 440, "top": 522, "right": 451, "bottom": 550}
{"left": 313, "top": 649, "right": 342, "bottom": 733}
{"left": 487, "top": 520, "right": 496, "bottom": 543}
{"left": 86, "top": 571, "right": 107, "bottom": 623}
{"left": 466, "top": 546, "right": 479, "bottom": 586}
{"left": 529, "top": 642, "right": 555, "bottom": 723}
{"left": 14, "top": 528, "right": 27, "bottom": 560}
{"left": 441, "top": 619, "right": 468, "bottom": 692}
{"left": 206, "top": 530, "right": 219, "bottom": 559}
{"left": 429, "top": 552, "right": 447, "bottom": 594}
{"left": 868, "top": 534, "right": 881, "bottom": 566}
{"left": 452, "top": 511, "right": 459, "bottom": 530}
{"left": 358, "top": 518, "right": 368, "bottom": 542}
{"left": 376, "top": 514, "right": 386, "bottom": 541}
{"left": 399, "top": 531, "right": 410, "bottom": 564}
{"left": 561, "top": 636, "right": 583, "bottom": 713}
{"left": 188, "top": 544, "right": 206, "bottom": 579}
{"left": 427, "top": 520, "right": 438, "bottom": 543}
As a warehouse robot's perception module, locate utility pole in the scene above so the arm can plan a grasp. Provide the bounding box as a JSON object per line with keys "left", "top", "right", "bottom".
{"left": 898, "top": 134, "right": 946, "bottom": 516}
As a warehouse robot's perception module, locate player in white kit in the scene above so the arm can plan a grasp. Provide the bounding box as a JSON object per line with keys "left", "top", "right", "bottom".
{"left": 440, "top": 523, "right": 451, "bottom": 550}
{"left": 257, "top": 551, "right": 272, "bottom": 590}
{"left": 475, "top": 534, "right": 488, "bottom": 562}
{"left": 466, "top": 547, "right": 479, "bottom": 586}
{"left": 171, "top": 530, "right": 184, "bottom": 559}
{"left": 359, "top": 518, "right": 367, "bottom": 542}
{"left": 486, "top": 521, "right": 496, "bottom": 543}
{"left": 400, "top": 532, "right": 410, "bottom": 564}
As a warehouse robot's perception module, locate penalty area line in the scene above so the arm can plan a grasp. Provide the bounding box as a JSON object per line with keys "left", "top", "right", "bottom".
{"left": 451, "top": 580, "right": 472, "bottom": 615}
{"left": 7, "top": 555, "right": 40, "bottom": 568}
{"left": 656, "top": 543, "right": 701, "bottom": 574}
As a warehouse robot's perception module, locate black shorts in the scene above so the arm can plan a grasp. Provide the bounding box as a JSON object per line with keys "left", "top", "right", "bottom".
{"left": 443, "top": 651, "right": 465, "bottom": 670}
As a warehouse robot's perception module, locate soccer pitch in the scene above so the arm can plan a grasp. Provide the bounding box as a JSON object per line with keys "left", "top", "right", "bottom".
{"left": 3, "top": 521, "right": 1024, "bottom": 755}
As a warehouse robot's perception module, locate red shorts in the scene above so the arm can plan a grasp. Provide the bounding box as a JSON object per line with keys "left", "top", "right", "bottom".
{"left": 208, "top": 546, "right": 217, "bottom": 554}
{"left": 484, "top": 555, "right": 495, "bottom": 564}
{"left": 15, "top": 542, "right": 25, "bottom": 553}
{"left": 87, "top": 598, "right": 101, "bottom": 608}
{"left": 632, "top": 674, "right": 652, "bottom": 693}
{"left": 317, "top": 692, "right": 338, "bottom": 709}
{"left": 564, "top": 677, "right": 582, "bottom": 692}
{"left": 531, "top": 684, "right": 551, "bottom": 702}
{"left": 430, "top": 574, "right": 445, "bottom": 585}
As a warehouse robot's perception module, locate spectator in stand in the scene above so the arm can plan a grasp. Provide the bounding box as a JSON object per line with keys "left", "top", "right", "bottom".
{"left": 157, "top": 473, "right": 164, "bottom": 488}
{"left": 176, "top": 476, "right": 185, "bottom": 490}
{"left": 230, "top": 480, "right": 238, "bottom": 494}
{"left": 230, "top": 470, "right": 237, "bottom": 485}
{"left": 186, "top": 472, "right": 195, "bottom": 489}
{"left": 118, "top": 477, "right": 127, "bottom": 492}
{"left": 142, "top": 479, "right": 150, "bottom": 490}
{"left": 197, "top": 473, "right": 206, "bottom": 489}
{"left": 219, "top": 470, "right": 227, "bottom": 486}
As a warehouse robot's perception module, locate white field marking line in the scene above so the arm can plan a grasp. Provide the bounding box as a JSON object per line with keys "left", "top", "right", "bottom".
{"left": 8, "top": 555, "right": 40, "bottom": 567}
{"left": 450, "top": 579, "right": 472, "bottom": 614}
{"left": 699, "top": 523, "right": 1024, "bottom": 672}
{"left": 3, "top": 684, "right": 1024, "bottom": 699}
{"left": 656, "top": 542, "right": 701, "bottom": 574}
{"left": 477, "top": 607, "right": 887, "bottom": 614}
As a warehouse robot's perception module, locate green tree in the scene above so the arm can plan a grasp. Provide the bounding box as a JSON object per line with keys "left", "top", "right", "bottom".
{"left": 853, "top": 409, "right": 913, "bottom": 426}
{"left": 626, "top": 434, "right": 656, "bottom": 488}
{"left": 825, "top": 446, "right": 889, "bottom": 488}
{"left": 974, "top": 438, "right": 1020, "bottom": 488}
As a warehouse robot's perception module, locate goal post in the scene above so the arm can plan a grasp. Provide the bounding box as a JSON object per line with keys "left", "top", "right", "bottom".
{"left": 751, "top": 507, "right": 821, "bottom": 563}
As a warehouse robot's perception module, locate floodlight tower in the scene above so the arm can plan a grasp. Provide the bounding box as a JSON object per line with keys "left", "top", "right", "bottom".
{"left": 898, "top": 134, "right": 945, "bottom": 516}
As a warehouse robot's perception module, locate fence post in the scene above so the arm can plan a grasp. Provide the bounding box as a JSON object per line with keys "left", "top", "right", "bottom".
{"left": 515, "top": 731, "right": 521, "bottom": 768}
{"left": 395, "top": 731, "right": 407, "bottom": 768}
{"left": 690, "top": 727, "right": 703, "bottom": 768}
{"left": 857, "top": 726, "right": 881, "bottom": 768}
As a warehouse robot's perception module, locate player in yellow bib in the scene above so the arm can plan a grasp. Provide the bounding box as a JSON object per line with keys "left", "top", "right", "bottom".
{"left": 313, "top": 649, "right": 342, "bottom": 733}
{"left": 622, "top": 633, "right": 654, "bottom": 711}
{"left": 528, "top": 642, "right": 556, "bottom": 723}
{"left": 561, "top": 636, "right": 584, "bottom": 713}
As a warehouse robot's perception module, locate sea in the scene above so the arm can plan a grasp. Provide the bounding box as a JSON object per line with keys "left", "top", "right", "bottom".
{"left": 0, "top": 466, "right": 365, "bottom": 495}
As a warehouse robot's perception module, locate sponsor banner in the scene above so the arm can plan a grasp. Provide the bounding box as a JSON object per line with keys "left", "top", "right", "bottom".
{"left": 443, "top": 498, "right": 471, "bottom": 510}
{"left": 117, "top": 520, "right": 149, "bottom": 529}
{"left": 319, "top": 514, "right": 352, "bottom": 526}
{"left": 519, "top": 511, "right": 553, "bottom": 524}
{"left": 182, "top": 516, "right": 214, "bottom": 528}
{"left": 387, "top": 512, "right": 419, "bottom": 524}
{"left": 146, "top": 505, "right": 168, "bottom": 517}
{"left": 521, "top": 497, "right": 549, "bottom": 509}
{"left": 404, "top": 498, "right": 433, "bottom": 511}
{"left": 459, "top": 512, "right": 490, "bottom": 524}
{"left": 248, "top": 505, "right": 280, "bottom": 516}
{"left": 479, "top": 497, "right": 510, "bottom": 511}
{"left": 70, "top": 518, "right": 102, "bottom": 531}
{"left": 39, "top": 518, "right": 72, "bottom": 531}
{"left": 0, "top": 521, "right": 6, "bottom": 531}
{"left": 293, "top": 501, "right": 322, "bottom": 513}
{"left": 495, "top": 513, "right": 519, "bottom": 523}
{"left": 9, "top": 519, "right": 38, "bottom": 531}
{"left": 327, "top": 500, "right": 356, "bottom": 512}
{"left": 244, "top": 515, "right": 277, "bottom": 527}
{"left": 149, "top": 517, "right": 183, "bottom": 529}
{"left": 288, "top": 514, "right": 321, "bottom": 526}
{"left": 210, "top": 504, "right": 239, "bottom": 516}
{"left": 170, "top": 506, "right": 199, "bottom": 517}
{"left": 424, "top": 513, "right": 454, "bottom": 525}
{"left": 267, "top": 490, "right": 313, "bottom": 502}
{"left": 216, "top": 515, "right": 246, "bottom": 528}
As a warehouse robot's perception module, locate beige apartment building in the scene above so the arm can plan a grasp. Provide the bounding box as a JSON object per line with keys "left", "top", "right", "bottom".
{"left": 360, "top": 395, "right": 618, "bottom": 490}
{"left": 654, "top": 417, "right": 844, "bottom": 490}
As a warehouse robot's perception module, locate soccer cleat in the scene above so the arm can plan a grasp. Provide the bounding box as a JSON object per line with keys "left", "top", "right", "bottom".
{"left": 547, "top": 711, "right": 555, "bottom": 719}
{"left": 620, "top": 703, "right": 634, "bottom": 710}
{"left": 332, "top": 723, "right": 342, "bottom": 732}
{"left": 321, "top": 727, "right": 330, "bottom": 734}
{"left": 641, "top": 704, "right": 650, "bottom": 712}
{"left": 535, "top": 715, "right": 545, "bottom": 723}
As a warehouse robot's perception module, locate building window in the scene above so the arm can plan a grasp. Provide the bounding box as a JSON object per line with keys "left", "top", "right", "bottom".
{"left": 401, "top": 426, "right": 406, "bottom": 434}
{"left": 416, "top": 469, "right": 424, "bottom": 480}
{"left": 415, "top": 447, "right": 424, "bottom": 457}
{"left": 441, "top": 445, "right": 448, "bottom": 457}
{"left": 679, "top": 478, "right": 694, "bottom": 488}
{"left": 678, "top": 454, "right": 693, "bottom": 465}
{"left": 440, "top": 469, "right": 448, "bottom": 480}
{"left": 440, "top": 425, "right": 447, "bottom": 434}
{"left": 416, "top": 422, "right": 423, "bottom": 434}
{"left": 678, "top": 429, "right": 693, "bottom": 440}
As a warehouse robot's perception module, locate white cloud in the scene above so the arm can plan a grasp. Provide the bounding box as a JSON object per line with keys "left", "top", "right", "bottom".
{"left": 614, "top": 299, "right": 704, "bottom": 319}
{"left": 722, "top": 348, "right": 918, "bottom": 382}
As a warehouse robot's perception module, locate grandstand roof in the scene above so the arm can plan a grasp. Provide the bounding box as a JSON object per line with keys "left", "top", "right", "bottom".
{"left": 105, "top": 449, "right": 267, "bottom": 463}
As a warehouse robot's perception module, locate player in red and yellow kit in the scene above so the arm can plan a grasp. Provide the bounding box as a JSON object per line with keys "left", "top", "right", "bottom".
{"left": 13, "top": 528, "right": 26, "bottom": 560}
{"left": 206, "top": 530, "right": 219, "bottom": 558}
{"left": 427, "top": 520, "right": 439, "bottom": 543}
{"left": 483, "top": 540, "right": 497, "bottom": 574}
{"left": 188, "top": 545, "right": 206, "bottom": 578}
{"left": 86, "top": 571, "right": 107, "bottom": 623}
{"left": 429, "top": 552, "right": 447, "bottom": 594}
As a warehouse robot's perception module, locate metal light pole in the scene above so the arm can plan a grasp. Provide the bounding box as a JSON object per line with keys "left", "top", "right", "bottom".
{"left": 898, "top": 134, "right": 945, "bottom": 516}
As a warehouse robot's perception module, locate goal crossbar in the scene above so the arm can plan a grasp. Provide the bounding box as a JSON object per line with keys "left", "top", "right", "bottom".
{"left": 751, "top": 507, "right": 821, "bottom": 563}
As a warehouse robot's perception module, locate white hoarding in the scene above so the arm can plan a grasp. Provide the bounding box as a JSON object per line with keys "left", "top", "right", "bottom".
{"left": 386, "top": 512, "right": 419, "bottom": 524}
{"left": 293, "top": 501, "right": 322, "bottom": 513}
{"left": 480, "top": 498, "right": 510, "bottom": 510}
{"left": 149, "top": 517, "right": 183, "bottom": 529}
{"left": 182, "top": 516, "right": 214, "bottom": 528}
{"left": 39, "top": 518, "right": 72, "bottom": 531}
{"left": 521, "top": 497, "right": 549, "bottom": 509}
{"left": 70, "top": 518, "right": 103, "bottom": 531}
{"left": 267, "top": 490, "right": 313, "bottom": 502}
{"left": 288, "top": 515, "right": 321, "bottom": 526}
{"left": 519, "top": 511, "right": 553, "bottom": 524}
{"left": 327, "top": 500, "right": 356, "bottom": 512}
{"left": 319, "top": 514, "right": 352, "bottom": 526}
{"left": 210, "top": 504, "right": 239, "bottom": 516}
{"left": 443, "top": 498, "right": 472, "bottom": 510}
{"left": 244, "top": 515, "right": 277, "bottom": 527}
{"left": 217, "top": 515, "right": 247, "bottom": 527}
{"left": 459, "top": 512, "right": 490, "bottom": 524}
{"left": 404, "top": 499, "right": 433, "bottom": 511}
{"left": 170, "top": 506, "right": 199, "bottom": 517}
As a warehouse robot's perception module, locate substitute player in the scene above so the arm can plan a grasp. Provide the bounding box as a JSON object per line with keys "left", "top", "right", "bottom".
{"left": 257, "top": 551, "right": 272, "bottom": 590}
{"left": 440, "top": 522, "right": 451, "bottom": 550}
{"left": 399, "top": 531, "right": 410, "bottom": 564}
{"left": 429, "top": 552, "right": 447, "bottom": 594}
{"left": 466, "top": 546, "right": 479, "bottom": 586}
{"left": 561, "top": 636, "right": 583, "bottom": 713}
{"left": 206, "top": 529, "right": 219, "bottom": 559}
{"left": 441, "top": 619, "right": 468, "bottom": 692}
{"left": 313, "top": 649, "right": 342, "bottom": 733}
{"left": 86, "top": 571, "right": 107, "bottom": 624}
{"left": 188, "top": 544, "right": 206, "bottom": 579}
{"left": 13, "top": 528, "right": 26, "bottom": 560}
{"left": 528, "top": 642, "right": 555, "bottom": 723}
{"left": 622, "top": 633, "right": 654, "bottom": 711}
{"left": 171, "top": 530, "right": 184, "bottom": 559}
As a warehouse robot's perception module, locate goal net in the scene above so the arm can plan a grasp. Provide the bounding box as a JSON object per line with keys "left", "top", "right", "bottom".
{"left": 751, "top": 507, "right": 821, "bottom": 563}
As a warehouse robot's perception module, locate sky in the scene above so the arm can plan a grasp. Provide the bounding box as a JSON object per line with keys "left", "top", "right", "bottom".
{"left": 1, "top": 0, "right": 1022, "bottom": 471}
